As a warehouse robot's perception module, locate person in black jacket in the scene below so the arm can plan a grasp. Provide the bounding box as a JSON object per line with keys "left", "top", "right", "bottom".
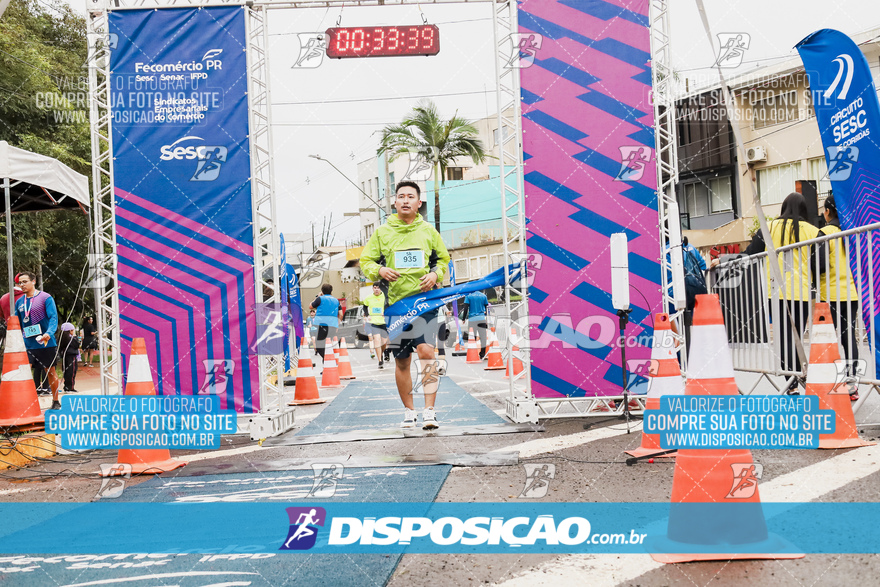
{"left": 59, "top": 323, "right": 80, "bottom": 392}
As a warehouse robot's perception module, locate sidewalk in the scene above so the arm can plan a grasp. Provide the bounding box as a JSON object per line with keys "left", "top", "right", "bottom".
{"left": 37, "top": 363, "right": 109, "bottom": 410}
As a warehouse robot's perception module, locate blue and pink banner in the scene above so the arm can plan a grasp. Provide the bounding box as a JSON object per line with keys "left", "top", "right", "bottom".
{"left": 797, "top": 29, "right": 880, "bottom": 380}
{"left": 110, "top": 7, "right": 259, "bottom": 412}
{"left": 519, "top": 0, "right": 661, "bottom": 397}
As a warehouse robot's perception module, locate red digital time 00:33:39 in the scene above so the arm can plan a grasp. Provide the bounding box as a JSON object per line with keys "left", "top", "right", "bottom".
{"left": 325, "top": 25, "right": 440, "bottom": 58}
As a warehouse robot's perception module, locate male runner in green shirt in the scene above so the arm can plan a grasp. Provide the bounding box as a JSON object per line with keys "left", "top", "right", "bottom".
{"left": 360, "top": 181, "right": 450, "bottom": 429}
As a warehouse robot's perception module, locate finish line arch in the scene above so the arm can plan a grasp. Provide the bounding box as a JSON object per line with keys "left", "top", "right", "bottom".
{"left": 85, "top": 0, "right": 673, "bottom": 436}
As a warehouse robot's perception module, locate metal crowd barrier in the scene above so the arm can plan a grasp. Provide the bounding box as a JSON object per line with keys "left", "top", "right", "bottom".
{"left": 709, "top": 221, "right": 880, "bottom": 414}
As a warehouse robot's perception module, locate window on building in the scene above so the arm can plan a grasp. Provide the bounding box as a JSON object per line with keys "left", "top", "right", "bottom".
{"left": 709, "top": 176, "right": 733, "bottom": 213}
{"left": 454, "top": 258, "right": 469, "bottom": 281}
{"left": 683, "top": 182, "right": 709, "bottom": 218}
{"left": 493, "top": 126, "right": 511, "bottom": 145}
{"left": 757, "top": 161, "right": 800, "bottom": 205}
{"left": 446, "top": 167, "right": 465, "bottom": 181}
{"left": 808, "top": 157, "right": 832, "bottom": 199}
{"left": 490, "top": 253, "right": 504, "bottom": 272}
{"left": 470, "top": 255, "right": 489, "bottom": 278}
{"left": 752, "top": 91, "right": 798, "bottom": 129}
{"left": 389, "top": 171, "right": 395, "bottom": 188}
{"left": 804, "top": 89, "right": 816, "bottom": 119}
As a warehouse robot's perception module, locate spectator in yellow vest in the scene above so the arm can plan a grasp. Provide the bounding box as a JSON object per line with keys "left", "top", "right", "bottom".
{"left": 744, "top": 192, "right": 819, "bottom": 393}
{"left": 818, "top": 194, "right": 861, "bottom": 400}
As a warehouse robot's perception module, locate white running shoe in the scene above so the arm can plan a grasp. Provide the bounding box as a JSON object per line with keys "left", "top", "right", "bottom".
{"left": 422, "top": 407, "right": 439, "bottom": 430}
{"left": 401, "top": 408, "right": 418, "bottom": 428}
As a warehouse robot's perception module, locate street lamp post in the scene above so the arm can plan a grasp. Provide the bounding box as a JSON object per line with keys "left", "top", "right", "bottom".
{"left": 308, "top": 154, "right": 386, "bottom": 214}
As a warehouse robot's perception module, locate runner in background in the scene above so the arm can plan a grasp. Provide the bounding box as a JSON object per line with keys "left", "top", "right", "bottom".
{"left": 362, "top": 283, "right": 389, "bottom": 370}
{"left": 15, "top": 272, "right": 61, "bottom": 409}
{"left": 310, "top": 283, "right": 341, "bottom": 370}
{"left": 464, "top": 289, "right": 490, "bottom": 360}
{"left": 435, "top": 303, "right": 450, "bottom": 376}
{"left": 306, "top": 308, "right": 318, "bottom": 349}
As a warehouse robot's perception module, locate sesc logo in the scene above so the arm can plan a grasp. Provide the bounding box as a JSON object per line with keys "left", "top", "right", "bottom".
{"left": 281, "top": 507, "right": 326, "bottom": 551}
{"left": 159, "top": 136, "right": 228, "bottom": 181}
{"left": 160, "top": 136, "right": 206, "bottom": 161}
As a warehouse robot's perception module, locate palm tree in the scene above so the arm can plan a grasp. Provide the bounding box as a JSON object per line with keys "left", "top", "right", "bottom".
{"left": 378, "top": 100, "right": 489, "bottom": 233}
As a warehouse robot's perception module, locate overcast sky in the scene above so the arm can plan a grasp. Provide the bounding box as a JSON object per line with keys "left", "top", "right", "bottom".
{"left": 60, "top": 0, "right": 879, "bottom": 248}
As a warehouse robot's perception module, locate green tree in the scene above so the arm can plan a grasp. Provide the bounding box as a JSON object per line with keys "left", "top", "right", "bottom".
{"left": 0, "top": 0, "right": 93, "bottom": 322}
{"left": 378, "top": 100, "right": 488, "bottom": 233}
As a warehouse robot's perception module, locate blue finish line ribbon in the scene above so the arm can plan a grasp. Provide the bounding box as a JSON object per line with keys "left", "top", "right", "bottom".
{"left": 385, "top": 264, "right": 522, "bottom": 341}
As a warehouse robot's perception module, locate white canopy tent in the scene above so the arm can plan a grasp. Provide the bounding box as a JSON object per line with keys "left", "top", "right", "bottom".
{"left": 1, "top": 140, "right": 90, "bottom": 301}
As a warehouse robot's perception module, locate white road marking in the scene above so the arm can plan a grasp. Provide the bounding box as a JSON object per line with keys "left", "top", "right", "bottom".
{"left": 493, "top": 444, "right": 880, "bottom": 586}
{"left": 494, "top": 425, "right": 631, "bottom": 458}
{"left": 760, "top": 444, "right": 880, "bottom": 501}
{"left": 175, "top": 412, "right": 322, "bottom": 464}
{"left": 0, "top": 487, "right": 34, "bottom": 496}
{"left": 472, "top": 389, "right": 511, "bottom": 397}
{"left": 61, "top": 571, "right": 259, "bottom": 587}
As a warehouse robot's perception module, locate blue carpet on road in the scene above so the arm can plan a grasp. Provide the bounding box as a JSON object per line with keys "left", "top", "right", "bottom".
{"left": 0, "top": 552, "right": 405, "bottom": 587}
{"left": 4, "top": 467, "right": 450, "bottom": 587}
{"left": 117, "top": 466, "right": 451, "bottom": 503}
{"left": 297, "top": 378, "right": 506, "bottom": 436}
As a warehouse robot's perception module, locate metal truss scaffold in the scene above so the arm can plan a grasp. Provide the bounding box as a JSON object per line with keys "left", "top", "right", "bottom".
{"left": 245, "top": 4, "right": 293, "bottom": 437}
{"left": 650, "top": 0, "right": 686, "bottom": 370}
{"left": 86, "top": 5, "right": 122, "bottom": 396}
{"left": 490, "top": 1, "right": 536, "bottom": 424}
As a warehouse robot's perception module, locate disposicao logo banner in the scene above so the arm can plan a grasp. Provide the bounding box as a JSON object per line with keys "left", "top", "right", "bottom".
{"left": 796, "top": 28, "right": 880, "bottom": 381}
{"left": 384, "top": 264, "right": 522, "bottom": 341}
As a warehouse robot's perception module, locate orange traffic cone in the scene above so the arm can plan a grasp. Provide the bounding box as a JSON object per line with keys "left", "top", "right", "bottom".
{"left": 650, "top": 295, "right": 802, "bottom": 563}
{"left": 114, "top": 339, "right": 185, "bottom": 475}
{"left": 291, "top": 338, "right": 325, "bottom": 405}
{"left": 626, "top": 313, "right": 682, "bottom": 459}
{"left": 336, "top": 337, "right": 356, "bottom": 380}
{"left": 0, "top": 317, "right": 45, "bottom": 429}
{"left": 465, "top": 328, "right": 481, "bottom": 364}
{"left": 320, "top": 342, "right": 344, "bottom": 389}
{"left": 452, "top": 336, "right": 466, "bottom": 357}
{"left": 806, "top": 303, "right": 873, "bottom": 449}
{"left": 484, "top": 339, "right": 505, "bottom": 370}
{"left": 504, "top": 328, "right": 525, "bottom": 379}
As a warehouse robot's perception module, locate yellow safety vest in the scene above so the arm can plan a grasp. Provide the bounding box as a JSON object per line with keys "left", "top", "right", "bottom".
{"left": 767, "top": 219, "right": 820, "bottom": 301}
{"left": 363, "top": 293, "right": 386, "bottom": 325}
{"left": 817, "top": 224, "right": 859, "bottom": 302}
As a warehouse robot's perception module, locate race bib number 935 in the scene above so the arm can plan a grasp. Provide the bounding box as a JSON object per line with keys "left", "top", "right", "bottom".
{"left": 395, "top": 250, "right": 425, "bottom": 269}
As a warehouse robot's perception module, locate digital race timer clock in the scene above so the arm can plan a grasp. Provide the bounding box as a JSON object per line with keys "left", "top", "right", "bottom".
{"left": 325, "top": 25, "right": 440, "bottom": 58}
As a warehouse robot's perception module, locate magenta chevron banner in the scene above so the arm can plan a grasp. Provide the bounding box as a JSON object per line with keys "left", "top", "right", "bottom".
{"left": 519, "top": 0, "right": 661, "bottom": 397}
{"left": 109, "top": 7, "right": 260, "bottom": 412}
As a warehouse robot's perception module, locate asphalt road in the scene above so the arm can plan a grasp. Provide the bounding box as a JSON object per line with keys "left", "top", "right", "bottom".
{"left": 3, "top": 346, "right": 880, "bottom": 586}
